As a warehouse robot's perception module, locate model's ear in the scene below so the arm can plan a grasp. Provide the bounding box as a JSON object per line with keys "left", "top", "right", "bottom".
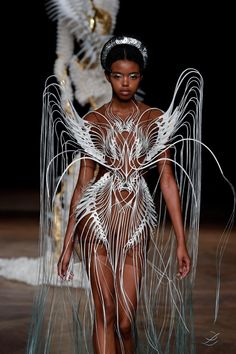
{"left": 105, "top": 71, "right": 111, "bottom": 83}
{"left": 105, "top": 73, "right": 111, "bottom": 82}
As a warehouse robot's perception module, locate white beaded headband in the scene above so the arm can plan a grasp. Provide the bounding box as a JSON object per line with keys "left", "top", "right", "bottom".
{"left": 101, "top": 36, "right": 148, "bottom": 70}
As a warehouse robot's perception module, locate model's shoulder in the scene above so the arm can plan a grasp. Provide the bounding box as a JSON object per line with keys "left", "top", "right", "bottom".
{"left": 95, "top": 103, "right": 107, "bottom": 114}
{"left": 138, "top": 101, "right": 164, "bottom": 121}
{"left": 83, "top": 104, "right": 107, "bottom": 123}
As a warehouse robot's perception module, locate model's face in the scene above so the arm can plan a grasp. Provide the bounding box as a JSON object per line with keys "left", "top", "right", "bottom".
{"left": 106, "top": 60, "right": 142, "bottom": 101}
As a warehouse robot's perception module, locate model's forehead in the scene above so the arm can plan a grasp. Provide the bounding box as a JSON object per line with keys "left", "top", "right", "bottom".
{"left": 111, "top": 60, "right": 140, "bottom": 72}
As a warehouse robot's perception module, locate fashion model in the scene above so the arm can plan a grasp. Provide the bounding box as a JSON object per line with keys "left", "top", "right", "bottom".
{"left": 27, "top": 36, "right": 235, "bottom": 354}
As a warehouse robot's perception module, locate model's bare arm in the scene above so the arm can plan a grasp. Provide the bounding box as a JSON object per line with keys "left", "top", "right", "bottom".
{"left": 157, "top": 150, "right": 190, "bottom": 278}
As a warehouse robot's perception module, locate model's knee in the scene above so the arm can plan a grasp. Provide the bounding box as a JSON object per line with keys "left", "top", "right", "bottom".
{"left": 119, "top": 318, "right": 133, "bottom": 338}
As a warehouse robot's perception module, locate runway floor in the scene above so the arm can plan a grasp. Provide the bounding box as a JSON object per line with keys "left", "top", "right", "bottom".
{"left": 0, "top": 189, "right": 235, "bottom": 354}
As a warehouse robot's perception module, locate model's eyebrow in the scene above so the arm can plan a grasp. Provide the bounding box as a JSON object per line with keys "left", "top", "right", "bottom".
{"left": 111, "top": 71, "right": 140, "bottom": 74}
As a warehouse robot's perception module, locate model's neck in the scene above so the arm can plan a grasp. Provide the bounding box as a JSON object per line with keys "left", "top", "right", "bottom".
{"left": 110, "top": 96, "right": 137, "bottom": 111}
{"left": 106, "top": 97, "right": 140, "bottom": 121}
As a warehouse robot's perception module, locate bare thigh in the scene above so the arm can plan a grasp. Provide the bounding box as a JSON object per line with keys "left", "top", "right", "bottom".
{"left": 115, "top": 243, "right": 145, "bottom": 325}
{"left": 84, "top": 243, "right": 116, "bottom": 318}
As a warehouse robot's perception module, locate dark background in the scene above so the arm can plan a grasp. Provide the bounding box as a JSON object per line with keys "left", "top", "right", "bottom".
{"left": 1, "top": 1, "right": 235, "bottom": 222}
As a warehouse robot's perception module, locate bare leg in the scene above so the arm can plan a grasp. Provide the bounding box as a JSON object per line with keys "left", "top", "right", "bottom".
{"left": 87, "top": 244, "right": 117, "bottom": 354}
{"left": 115, "top": 247, "right": 143, "bottom": 354}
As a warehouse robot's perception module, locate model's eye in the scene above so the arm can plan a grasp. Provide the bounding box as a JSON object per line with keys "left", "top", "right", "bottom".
{"left": 129, "top": 73, "right": 140, "bottom": 80}
{"left": 111, "top": 73, "right": 123, "bottom": 79}
{"left": 110, "top": 72, "right": 141, "bottom": 80}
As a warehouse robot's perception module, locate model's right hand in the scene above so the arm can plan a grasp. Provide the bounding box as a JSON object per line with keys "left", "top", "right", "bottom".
{"left": 57, "top": 250, "right": 72, "bottom": 279}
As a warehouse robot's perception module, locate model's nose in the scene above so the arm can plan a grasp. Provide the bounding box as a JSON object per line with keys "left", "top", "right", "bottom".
{"left": 122, "top": 75, "right": 129, "bottom": 86}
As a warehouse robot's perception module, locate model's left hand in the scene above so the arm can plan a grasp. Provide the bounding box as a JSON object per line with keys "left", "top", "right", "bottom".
{"left": 176, "top": 245, "right": 191, "bottom": 279}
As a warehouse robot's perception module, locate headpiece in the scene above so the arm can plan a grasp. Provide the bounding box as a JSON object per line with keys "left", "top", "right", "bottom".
{"left": 100, "top": 36, "right": 148, "bottom": 70}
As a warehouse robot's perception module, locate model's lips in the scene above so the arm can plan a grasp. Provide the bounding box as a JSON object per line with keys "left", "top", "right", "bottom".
{"left": 120, "top": 90, "right": 131, "bottom": 95}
